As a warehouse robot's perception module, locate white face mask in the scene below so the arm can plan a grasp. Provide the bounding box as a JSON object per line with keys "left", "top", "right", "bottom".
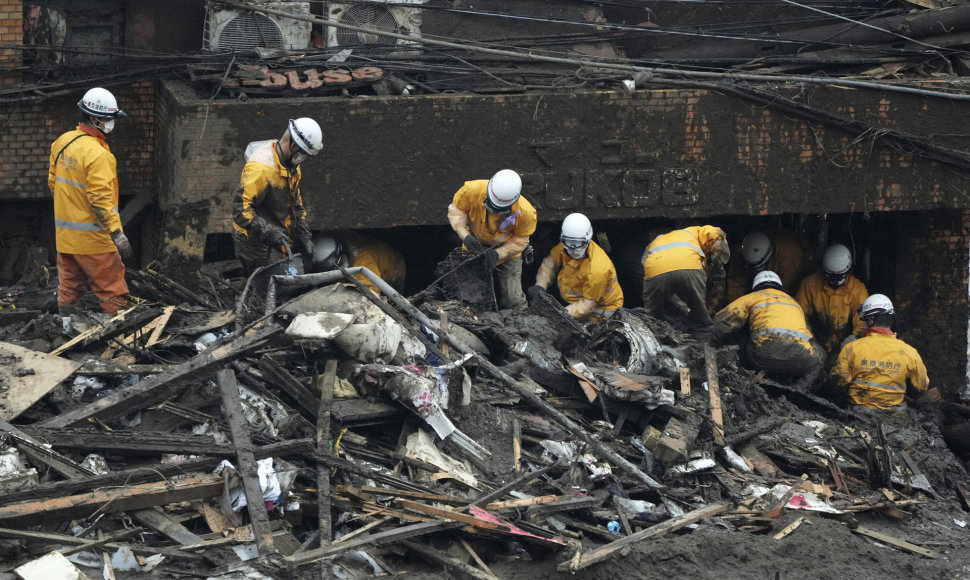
{"left": 566, "top": 245, "right": 587, "bottom": 260}
{"left": 290, "top": 152, "right": 308, "bottom": 167}
{"left": 96, "top": 118, "right": 115, "bottom": 135}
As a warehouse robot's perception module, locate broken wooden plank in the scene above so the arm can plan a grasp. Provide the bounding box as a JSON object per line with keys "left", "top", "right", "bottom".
{"left": 260, "top": 355, "right": 319, "bottom": 420}
{"left": 773, "top": 516, "right": 805, "bottom": 540}
{"left": 396, "top": 499, "right": 509, "bottom": 530}
{"left": 739, "top": 442, "right": 781, "bottom": 478}
{"left": 512, "top": 417, "right": 522, "bottom": 472}
{"left": 679, "top": 366, "right": 691, "bottom": 395}
{"left": 50, "top": 306, "right": 136, "bottom": 356}
{"left": 459, "top": 537, "right": 499, "bottom": 579}
{"left": 852, "top": 526, "right": 939, "bottom": 558}
{"left": 317, "top": 359, "right": 337, "bottom": 550}
{"left": 704, "top": 345, "right": 725, "bottom": 446}
{"left": 134, "top": 506, "right": 203, "bottom": 545}
{"left": 218, "top": 368, "right": 276, "bottom": 555}
{"left": 557, "top": 503, "right": 727, "bottom": 572}
{"left": 0, "top": 341, "right": 81, "bottom": 420}
{"left": 402, "top": 539, "right": 499, "bottom": 580}
{"left": 75, "top": 360, "right": 167, "bottom": 375}
{"left": 0, "top": 474, "right": 224, "bottom": 524}
{"left": 22, "top": 428, "right": 228, "bottom": 456}
{"left": 40, "top": 324, "right": 281, "bottom": 428}
{"left": 284, "top": 520, "right": 463, "bottom": 566}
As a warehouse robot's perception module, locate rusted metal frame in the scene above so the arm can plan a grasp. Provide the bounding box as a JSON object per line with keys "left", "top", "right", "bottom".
{"left": 39, "top": 324, "right": 282, "bottom": 429}
{"left": 217, "top": 369, "right": 276, "bottom": 555}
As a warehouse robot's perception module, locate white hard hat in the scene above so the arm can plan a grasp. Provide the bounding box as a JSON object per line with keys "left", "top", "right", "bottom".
{"left": 485, "top": 169, "right": 522, "bottom": 212}
{"left": 289, "top": 118, "right": 323, "bottom": 155}
{"left": 312, "top": 236, "right": 345, "bottom": 270}
{"left": 740, "top": 232, "right": 772, "bottom": 271}
{"left": 78, "top": 87, "right": 125, "bottom": 119}
{"left": 560, "top": 213, "right": 593, "bottom": 249}
{"left": 859, "top": 293, "right": 894, "bottom": 320}
{"left": 752, "top": 270, "right": 782, "bottom": 290}
{"left": 822, "top": 243, "right": 852, "bottom": 287}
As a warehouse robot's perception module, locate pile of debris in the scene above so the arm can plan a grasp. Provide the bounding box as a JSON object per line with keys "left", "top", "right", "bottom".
{"left": 0, "top": 256, "right": 968, "bottom": 580}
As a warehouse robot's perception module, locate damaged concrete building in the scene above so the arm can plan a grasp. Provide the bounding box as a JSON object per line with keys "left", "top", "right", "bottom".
{"left": 1, "top": 0, "right": 970, "bottom": 578}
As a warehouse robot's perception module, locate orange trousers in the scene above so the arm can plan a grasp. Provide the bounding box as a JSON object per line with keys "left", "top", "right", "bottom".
{"left": 57, "top": 252, "right": 129, "bottom": 315}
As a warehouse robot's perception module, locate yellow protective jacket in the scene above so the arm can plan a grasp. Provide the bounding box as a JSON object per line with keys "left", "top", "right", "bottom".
{"left": 538, "top": 242, "right": 623, "bottom": 319}
{"left": 642, "top": 225, "right": 728, "bottom": 279}
{"left": 447, "top": 180, "right": 537, "bottom": 266}
{"left": 714, "top": 287, "right": 816, "bottom": 353}
{"left": 348, "top": 236, "right": 406, "bottom": 295}
{"left": 725, "top": 230, "right": 811, "bottom": 303}
{"left": 795, "top": 271, "right": 868, "bottom": 352}
{"left": 232, "top": 140, "right": 311, "bottom": 245}
{"left": 829, "top": 330, "right": 929, "bottom": 409}
{"left": 49, "top": 126, "right": 123, "bottom": 254}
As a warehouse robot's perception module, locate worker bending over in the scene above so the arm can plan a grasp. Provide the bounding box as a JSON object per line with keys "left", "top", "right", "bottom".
{"left": 528, "top": 213, "right": 623, "bottom": 321}
{"left": 721, "top": 230, "right": 811, "bottom": 307}
{"left": 795, "top": 243, "right": 868, "bottom": 353}
{"left": 447, "top": 169, "right": 537, "bottom": 309}
{"left": 312, "top": 233, "right": 406, "bottom": 295}
{"left": 714, "top": 270, "right": 823, "bottom": 379}
{"left": 827, "top": 294, "right": 930, "bottom": 410}
{"left": 641, "top": 225, "right": 730, "bottom": 339}
{"left": 232, "top": 118, "right": 322, "bottom": 276}
{"left": 50, "top": 87, "right": 132, "bottom": 317}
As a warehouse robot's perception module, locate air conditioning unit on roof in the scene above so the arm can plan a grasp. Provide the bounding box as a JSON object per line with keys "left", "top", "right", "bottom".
{"left": 326, "top": 0, "right": 426, "bottom": 49}
{"left": 205, "top": 1, "right": 312, "bottom": 52}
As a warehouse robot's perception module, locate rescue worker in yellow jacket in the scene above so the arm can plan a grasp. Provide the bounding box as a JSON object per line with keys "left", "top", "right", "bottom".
{"left": 447, "top": 169, "right": 537, "bottom": 309}
{"left": 311, "top": 233, "right": 406, "bottom": 295}
{"left": 714, "top": 270, "right": 823, "bottom": 379}
{"left": 232, "top": 118, "right": 322, "bottom": 276}
{"left": 795, "top": 243, "right": 868, "bottom": 353}
{"left": 721, "top": 230, "right": 812, "bottom": 307}
{"left": 828, "top": 294, "right": 929, "bottom": 410}
{"left": 528, "top": 213, "right": 623, "bottom": 321}
{"left": 641, "top": 225, "right": 729, "bottom": 338}
{"left": 49, "top": 87, "right": 132, "bottom": 316}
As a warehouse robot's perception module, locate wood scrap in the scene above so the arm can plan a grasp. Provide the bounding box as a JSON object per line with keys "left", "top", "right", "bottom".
{"left": 852, "top": 526, "right": 939, "bottom": 558}
{"left": 704, "top": 345, "right": 725, "bottom": 445}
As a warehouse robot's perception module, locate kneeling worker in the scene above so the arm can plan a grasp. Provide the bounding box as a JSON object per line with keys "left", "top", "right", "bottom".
{"left": 827, "top": 294, "right": 929, "bottom": 410}
{"left": 795, "top": 243, "right": 868, "bottom": 353}
{"left": 528, "top": 213, "right": 623, "bottom": 321}
{"left": 447, "top": 169, "right": 537, "bottom": 309}
{"left": 312, "top": 234, "right": 406, "bottom": 295}
{"left": 714, "top": 270, "right": 823, "bottom": 379}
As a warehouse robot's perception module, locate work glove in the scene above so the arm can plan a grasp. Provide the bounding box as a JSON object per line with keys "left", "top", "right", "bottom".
{"left": 463, "top": 234, "right": 482, "bottom": 251}
{"left": 526, "top": 285, "right": 545, "bottom": 301}
{"left": 111, "top": 230, "right": 132, "bottom": 259}
{"left": 523, "top": 245, "right": 535, "bottom": 265}
{"left": 485, "top": 248, "right": 500, "bottom": 267}
{"left": 264, "top": 228, "right": 292, "bottom": 249}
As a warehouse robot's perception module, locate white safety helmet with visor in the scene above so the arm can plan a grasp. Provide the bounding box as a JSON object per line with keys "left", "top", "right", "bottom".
{"left": 287, "top": 118, "right": 323, "bottom": 166}
{"left": 484, "top": 169, "right": 522, "bottom": 214}
{"left": 560, "top": 213, "right": 592, "bottom": 259}
{"left": 78, "top": 87, "right": 126, "bottom": 135}
{"left": 822, "top": 243, "right": 853, "bottom": 288}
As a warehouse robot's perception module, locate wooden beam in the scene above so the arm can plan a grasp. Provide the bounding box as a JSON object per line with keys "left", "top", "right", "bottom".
{"left": 260, "top": 355, "right": 319, "bottom": 420}
{"left": 284, "top": 520, "right": 464, "bottom": 567}
{"left": 317, "top": 359, "right": 337, "bottom": 550}
{"left": 772, "top": 516, "right": 805, "bottom": 540}
{"left": 679, "top": 366, "right": 691, "bottom": 396}
{"left": 0, "top": 474, "right": 224, "bottom": 524}
{"left": 853, "top": 526, "right": 939, "bottom": 558}
{"left": 217, "top": 369, "right": 275, "bottom": 555}
{"left": 402, "top": 539, "right": 498, "bottom": 580}
{"left": 557, "top": 504, "right": 727, "bottom": 572}
{"left": 40, "top": 324, "right": 281, "bottom": 428}
{"left": 704, "top": 345, "right": 725, "bottom": 446}
{"left": 512, "top": 418, "right": 522, "bottom": 472}
{"left": 23, "top": 428, "right": 226, "bottom": 456}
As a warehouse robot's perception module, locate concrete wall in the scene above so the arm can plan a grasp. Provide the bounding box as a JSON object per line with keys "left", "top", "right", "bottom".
{"left": 151, "top": 80, "right": 970, "bottom": 234}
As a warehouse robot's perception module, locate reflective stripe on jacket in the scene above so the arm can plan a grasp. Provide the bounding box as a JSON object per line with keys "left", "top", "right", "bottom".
{"left": 451, "top": 180, "right": 537, "bottom": 265}
{"left": 49, "top": 126, "right": 121, "bottom": 254}
{"left": 830, "top": 332, "right": 929, "bottom": 409}
{"left": 232, "top": 140, "right": 309, "bottom": 240}
{"left": 795, "top": 270, "right": 868, "bottom": 352}
{"left": 642, "top": 225, "right": 726, "bottom": 279}
{"left": 348, "top": 236, "right": 407, "bottom": 295}
{"left": 714, "top": 287, "right": 816, "bottom": 352}
{"left": 548, "top": 241, "right": 623, "bottom": 317}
